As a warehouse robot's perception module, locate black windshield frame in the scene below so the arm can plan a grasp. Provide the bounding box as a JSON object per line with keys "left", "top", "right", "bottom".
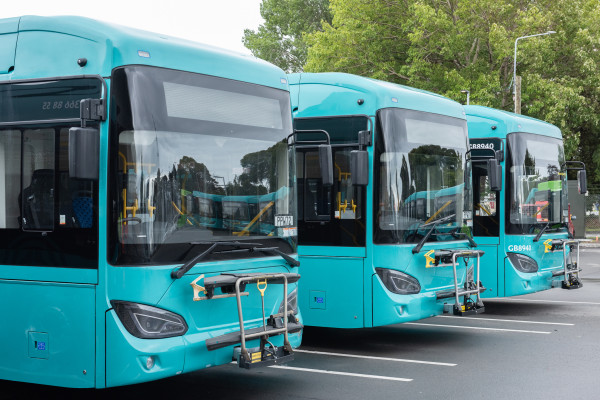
{"left": 373, "top": 108, "right": 471, "bottom": 245}
{"left": 108, "top": 66, "right": 296, "bottom": 266}
{"left": 505, "top": 132, "right": 568, "bottom": 235}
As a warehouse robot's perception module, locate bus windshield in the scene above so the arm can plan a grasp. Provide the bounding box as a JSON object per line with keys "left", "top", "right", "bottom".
{"left": 374, "top": 108, "right": 471, "bottom": 244}
{"left": 507, "top": 132, "right": 567, "bottom": 234}
{"left": 109, "top": 66, "right": 296, "bottom": 265}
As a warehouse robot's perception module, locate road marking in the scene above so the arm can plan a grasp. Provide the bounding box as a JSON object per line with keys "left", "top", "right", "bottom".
{"left": 269, "top": 365, "right": 413, "bottom": 382}
{"left": 485, "top": 298, "right": 600, "bottom": 306}
{"left": 404, "top": 322, "right": 551, "bottom": 334}
{"left": 436, "top": 315, "right": 574, "bottom": 326}
{"left": 294, "top": 349, "right": 456, "bottom": 366}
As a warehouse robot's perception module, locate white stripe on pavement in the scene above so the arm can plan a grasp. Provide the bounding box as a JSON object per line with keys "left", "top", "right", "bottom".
{"left": 404, "top": 322, "right": 551, "bottom": 334}
{"left": 485, "top": 298, "right": 600, "bottom": 306}
{"left": 436, "top": 315, "right": 574, "bottom": 326}
{"left": 269, "top": 365, "right": 412, "bottom": 382}
{"left": 294, "top": 349, "right": 455, "bottom": 366}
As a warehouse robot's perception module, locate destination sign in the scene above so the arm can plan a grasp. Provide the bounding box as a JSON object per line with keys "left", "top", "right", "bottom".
{"left": 0, "top": 78, "right": 102, "bottom": 123}
{"left": 469, "top": 138, "right": 503, "bottom": 158}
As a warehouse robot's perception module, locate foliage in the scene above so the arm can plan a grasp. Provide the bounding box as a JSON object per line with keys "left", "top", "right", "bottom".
{"left": 303, "top": 0, "right": 600, "bottom": 182}
{"left": 243, "top": 0, "right": 332, "bottom": 72}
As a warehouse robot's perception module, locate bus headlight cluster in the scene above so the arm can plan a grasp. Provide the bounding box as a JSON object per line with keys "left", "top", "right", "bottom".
{"left": 507, "top": 253, "right": 539, "bottom": 273}
{"left": 278, "top": 287, "right": 298, "bottom": 315}
{"left": 376, "top": 268, "right": 421, "bottom": 295}
{"left": 111, "top": 301, "right": 188, "bottom": 339}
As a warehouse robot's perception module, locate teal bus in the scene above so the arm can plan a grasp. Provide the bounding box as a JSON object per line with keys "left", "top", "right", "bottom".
{"left": 289, "top": 72, "right": 485, "bottom": 329}
{"left": 0, "top": 16, "right": 303, "bottom": 388}
{"left": 466, "top": 105, "right": 587, "bottom": 297}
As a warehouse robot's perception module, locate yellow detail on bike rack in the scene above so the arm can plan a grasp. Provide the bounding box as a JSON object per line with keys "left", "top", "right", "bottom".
{"left": 424, "top": 249, "right": 436, "bottom": 268}
{"left": 543, "top": 238, "right": 553, "bottom": 253}
{"left": 257, "top": 279, "right": 268, "bottom": 296}
{"left": 190, "top": 275, "right": 206, "bottom": 301}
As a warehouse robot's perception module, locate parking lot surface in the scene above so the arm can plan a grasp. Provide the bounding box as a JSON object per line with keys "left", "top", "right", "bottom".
{"left": 3, "top": 248, "right": 600, "bottom": 399}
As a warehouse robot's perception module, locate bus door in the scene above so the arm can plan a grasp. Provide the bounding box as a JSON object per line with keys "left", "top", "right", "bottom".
{"left": 296, "top": 144, "right": 367, "bottom": 328}
{"left": 472, "top": 160, "right": 501, "bottom": 297}
{"left": 0, "top": 77, "right": 102, "bottom": 387}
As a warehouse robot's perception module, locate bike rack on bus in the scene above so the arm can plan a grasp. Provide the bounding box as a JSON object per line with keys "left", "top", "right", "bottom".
{"left": 546, "top": 239, "right": 589, "bottom": 289}
{"left": 199, "top": 272, "right": 303, "bottom": 368}
{"left": 434, "top": 249, "right": 486, "bottom": 316}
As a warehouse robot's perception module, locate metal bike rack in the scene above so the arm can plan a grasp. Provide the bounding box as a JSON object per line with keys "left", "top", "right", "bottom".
{"left": 434, "top": 249, "right": 486, "bottom": 316}
{"left": 546, "top": 239, "right": 589, "bottom": 289}
{"left": 198, "top": 272, "right": 302, "bottom": 368}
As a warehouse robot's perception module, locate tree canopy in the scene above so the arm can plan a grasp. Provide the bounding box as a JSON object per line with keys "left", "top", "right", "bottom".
{"left": 242, "top": 0, "right": 332, "bottom": 72}
{"left": 246, "top": 0, "right": 600, "bottom": 182}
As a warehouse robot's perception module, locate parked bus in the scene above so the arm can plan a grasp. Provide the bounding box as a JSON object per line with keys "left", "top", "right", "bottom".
{"left": 466, "top": 105, "right": 587, "bottom": 297}
{"left": 289, "top": 72, "right": 485, "bottom": 329}
{"left": 0, "top": 16, "right": 303, "bottom": 388}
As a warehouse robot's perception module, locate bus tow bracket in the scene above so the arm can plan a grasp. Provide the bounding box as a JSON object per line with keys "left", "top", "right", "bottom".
{"left": 434, "top": 249, "right": 486, "bottom": 316}
{"left": 203, "top": 273, "right": 302, "bottom": 369}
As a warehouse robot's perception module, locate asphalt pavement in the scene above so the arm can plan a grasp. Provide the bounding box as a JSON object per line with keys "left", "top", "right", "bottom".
{"left": 3, "top": 248, "right": 600, "bottom": 399}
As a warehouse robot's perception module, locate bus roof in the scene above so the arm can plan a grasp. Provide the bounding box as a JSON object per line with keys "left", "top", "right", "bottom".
{"left": 289, "top": 72, "right": 465, "bottom": 120}
{"left": 0, "top": 15, "right": 288, "bottom": 89}
{"left": 465, "top": 105, "right": 562, "bottom": 140}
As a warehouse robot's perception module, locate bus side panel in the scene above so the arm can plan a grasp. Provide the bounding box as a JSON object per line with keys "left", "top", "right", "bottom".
{"left": 476, "top": 241, "right": 500, "bottom": 298}
{"left": 0, "top": 280, "right": 95, "bottom": 388}
{"left": 298, "top": 255, "right": 364, "bottom": 328}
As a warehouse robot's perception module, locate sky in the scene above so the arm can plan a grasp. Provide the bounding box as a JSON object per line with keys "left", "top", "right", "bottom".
{"left": 4, "top": 0, "right": 264, "bottom": 55}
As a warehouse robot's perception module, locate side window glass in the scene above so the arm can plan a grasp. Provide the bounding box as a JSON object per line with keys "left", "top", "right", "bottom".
{"left": 476, "top": 175, "right": 496, "bottom": 217}
{"left": 0, "top": 130, "right": 22, "bottom": 229}
{"left": 21, "top": 129, "right": 55, "bottom": 231}
{"left": 303, "top": 151, "right": 331, "bottom": 221}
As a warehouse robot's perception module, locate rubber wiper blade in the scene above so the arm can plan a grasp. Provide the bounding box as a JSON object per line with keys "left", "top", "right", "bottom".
{"left": 533, "top": 222, "right": 550, "bottom": 242}
{"left": 412, "top": 214, "right": 456, "bottom": 254}
{"left": 171, "top": 241, "right": 262, "bottom": 279}
{"left": 451, "top": 231, "right": 477, "bottom": 247}
{"left": 254, "top": 246, "right": 300, "bottom": 267}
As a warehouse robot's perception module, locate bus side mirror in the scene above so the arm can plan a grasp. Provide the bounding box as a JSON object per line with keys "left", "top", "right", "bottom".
{"left": 69, "top": 127, "right": 99, "bottom": 180}
{"left": 319, "top": 144, "right": 333, "bottom": 187}
{"left": 577, "top": 169, "right": 587, "bottom": 194}
{"left": 351, "top": 150, "right": 369, "bottom": 186}
{"left": 487, "top": 158, "right": 502, "bottom": 191}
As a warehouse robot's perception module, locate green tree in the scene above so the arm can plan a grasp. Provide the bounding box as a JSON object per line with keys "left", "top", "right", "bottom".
{"left": 243, "top": 0, "right": 332, "bottom": 72}
{"left": 304, "top": 0, "right": 600, "bottom": 182}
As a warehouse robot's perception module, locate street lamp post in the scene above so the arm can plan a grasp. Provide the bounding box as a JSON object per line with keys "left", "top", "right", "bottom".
{"left": 513, "top": 31, "right": 556, "bottom": 114}
{"left": 461, "top": 90, "right": 470, "bottom": 105}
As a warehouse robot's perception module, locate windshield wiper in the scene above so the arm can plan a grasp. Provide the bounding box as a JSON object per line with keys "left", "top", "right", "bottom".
{"left": 412, "top": 214, "right": 456, "bottom": 254}
{"left": 532, "top": 222, "right": 550, "bottom": 242}
{"left": 254, "top": 247, "right": 300, "bottom": 267}
{"left": 451, "top": 230, "right": 477, "bottom": 247}
{"left": 171, "top": 241, "right": 262, "bottom": 279}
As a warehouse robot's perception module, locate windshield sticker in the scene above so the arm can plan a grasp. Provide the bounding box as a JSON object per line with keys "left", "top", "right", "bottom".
{"left": 280, "top": 227, "right": 297, "bottom": 237}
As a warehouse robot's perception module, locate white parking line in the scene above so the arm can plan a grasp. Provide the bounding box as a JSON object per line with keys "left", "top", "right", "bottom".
{"left": 295, "top": 349, "right": 456, "bottom": 366}
{"left": 269, "top": 365, "right": 413, "bottom": 382}
{"left": 436, "top": 315, "right": 574, "bottom": 326}
{"left": 485, "top": 298, "right": 600, "bottom": 306}
{"left": 404, "top": 322, "right": 551, "bottom": 334}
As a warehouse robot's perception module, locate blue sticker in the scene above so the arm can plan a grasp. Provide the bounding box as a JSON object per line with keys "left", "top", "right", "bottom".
{"left": 316, "top": 297, "right": 324, "bottom": 304}
{"left": 37, "top": 341, "right": 46, "bottom": 351}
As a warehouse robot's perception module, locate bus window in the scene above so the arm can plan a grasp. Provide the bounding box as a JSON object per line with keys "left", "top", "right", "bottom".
{"left": 473, "top": 162, "right": 500, "bottom": 236}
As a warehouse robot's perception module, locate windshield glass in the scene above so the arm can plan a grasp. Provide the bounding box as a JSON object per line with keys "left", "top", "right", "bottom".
{"left": 507, "top": 132, "right": 567, "bottom": 234}
{"left": 374, "top": 108, "right": 471, "bottom": 244}
{"left": 109, "top": 66, "right": 296, "bottom": 265}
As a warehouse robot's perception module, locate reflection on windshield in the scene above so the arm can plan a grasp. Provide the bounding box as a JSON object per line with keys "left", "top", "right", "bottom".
{"left": 109, "top": 66, "right": 296, "bottom": 265}
{"left": 374, "top": 108, "right": 471, "bottom": 244}
{"left": 507, "top": 132, "right": 567, "bottom": 234}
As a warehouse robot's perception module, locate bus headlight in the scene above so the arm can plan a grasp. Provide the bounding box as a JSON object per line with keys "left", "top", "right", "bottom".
{"left": 507, "top": 253, "right": 539, "bottom": 273}
{"left": 111, "top": 301, "right": 188, "bottom": 339}
{"left": 376, "top": 268, "right": 421, "bottom": 295}
{"left": 278, "top": 287, "right": 298, "bottom": 315}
